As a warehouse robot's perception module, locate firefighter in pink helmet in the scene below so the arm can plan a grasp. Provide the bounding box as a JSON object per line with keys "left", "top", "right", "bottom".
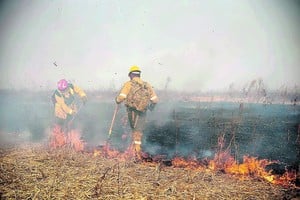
{"left": 116, "top": 66, "right": 158, "bottom": 160}
{"left": 52, "top": 79, "right": 87, "bottom": 131}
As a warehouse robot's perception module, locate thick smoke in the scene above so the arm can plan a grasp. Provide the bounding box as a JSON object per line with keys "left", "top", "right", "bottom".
{"left": 0, "top": 91, "right": 52, "bottom": 145}
{"left": 141, "top": 99, "right": 300, "bottom": 166}
{"left": 0, "top": 90, "right": 116, "bottom": 148}
{"left": 0, "top": 89, "right": 299, "bottom": 167}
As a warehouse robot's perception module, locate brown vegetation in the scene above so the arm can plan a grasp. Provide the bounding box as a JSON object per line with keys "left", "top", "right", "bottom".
{"left": 1, "top": 144, "right": 299, "bottom": 200}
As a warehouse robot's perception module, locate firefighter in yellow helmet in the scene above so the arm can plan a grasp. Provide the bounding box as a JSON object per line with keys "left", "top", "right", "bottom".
{"left": 116, "top": 66, "right": 158, "bottom": 160}
{"left": 52, "top": 79, "right": 87, "bottom": 131}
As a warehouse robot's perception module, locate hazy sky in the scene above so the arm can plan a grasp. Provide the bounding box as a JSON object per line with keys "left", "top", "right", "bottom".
{"left": 0, "top": 0, "right": 299, "bottom": 92}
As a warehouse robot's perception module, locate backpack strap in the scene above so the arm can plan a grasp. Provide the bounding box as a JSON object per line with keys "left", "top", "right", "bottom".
{"left": 51, "top": 90, "right": 61, "bottom": 105}
{"left": 68, "top": 83, "right": 74, "bottom": 90}
{"left": 54, "top": 90, "right": 61, "bottom": 97}
{"left": 130, "top": 79, "right": 142, "bottom": 86}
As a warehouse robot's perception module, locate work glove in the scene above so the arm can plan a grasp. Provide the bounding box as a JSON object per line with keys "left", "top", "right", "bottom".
{"left": 115, "top": 97, "right": 121, "bottom": 104}
{"left": 70, "top": 104, "right": 78, "bottom": 114}
{"left": 81, "top": 95, "right": 88, "bottom": 105}
{"left": 69, "top": 109, "right": 77, "bottom": 115}
{"left": 148, "top": 103, "right": 156, "bottom": 111}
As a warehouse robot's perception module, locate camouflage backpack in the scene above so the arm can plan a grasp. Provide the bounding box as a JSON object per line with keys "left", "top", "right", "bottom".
{"left": 126, "top": 80, "right": 151, "bottom": 112}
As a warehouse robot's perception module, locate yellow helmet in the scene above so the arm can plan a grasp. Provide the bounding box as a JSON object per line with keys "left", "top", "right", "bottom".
{"left": 129, "top": 65, "right": 141, "bottom": 73}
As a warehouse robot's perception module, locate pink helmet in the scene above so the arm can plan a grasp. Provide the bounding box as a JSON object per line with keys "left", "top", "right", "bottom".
{"left": 57, "top": 79, "right": 68, "bottom": 91}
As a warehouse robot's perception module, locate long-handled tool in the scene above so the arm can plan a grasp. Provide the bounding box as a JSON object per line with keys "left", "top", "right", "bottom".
{"left": 108, "top": 104, "right": 120, "bottom": 137}
{"left": 103, "top": 104, "right": 120, "bottom": 149}
{"left": 99, "top": 104, "right": 119, "bottom": 152}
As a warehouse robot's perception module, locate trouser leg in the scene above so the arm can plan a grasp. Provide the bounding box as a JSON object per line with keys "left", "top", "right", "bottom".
{"left": 54, "top": 117, "right": 65, "bottom": 132}
{"left": 132, "top": 131, "right": 142, "bottom": 158}
{"left": 55, "top": 115, "right": 73, "bottom": 132}
{"left": 127, "top": 108, "right": 146, "bottom": 159}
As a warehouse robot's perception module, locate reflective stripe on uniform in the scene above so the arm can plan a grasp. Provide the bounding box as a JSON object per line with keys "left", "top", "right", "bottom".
{"left": 134, "top": 141, "right": 141, "bottom": 145}
{"left": 120, "top": 93, "right": 127, "bottom": 97}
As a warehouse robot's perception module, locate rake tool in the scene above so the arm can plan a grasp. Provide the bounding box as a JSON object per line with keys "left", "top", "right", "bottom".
{"left": 105, "top": 104, "right": 120, "bottom": 146}
{"left": 108, "top": 104, "right": 120, "bottom": 137}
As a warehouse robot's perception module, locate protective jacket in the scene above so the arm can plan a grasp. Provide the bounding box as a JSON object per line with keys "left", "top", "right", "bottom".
{"left": 54, "top": 84, "right": 86, "bottom": 119}
{"left": 116, "top": 77, "right": 158, "bottom": 106}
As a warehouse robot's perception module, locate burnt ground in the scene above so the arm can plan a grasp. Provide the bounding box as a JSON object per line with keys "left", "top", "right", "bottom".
{"left": 109, "top": 101, "right": 300, "bottom": 168}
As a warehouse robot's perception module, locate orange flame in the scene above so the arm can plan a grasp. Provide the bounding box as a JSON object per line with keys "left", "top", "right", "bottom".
{"left": 172, "top": 157, "right": 206, "bottom": 170}
{"left": 207, "top": 150, "right": 296, "bottom": 186}
{"left": 67, "top": 130, "right": 85, "bottom": 152}
{"left": 272, "top": 171, "right": 297, "bottom": 186}
{"left": 102, "top": 143, "right": 120, "bottom": 158}
{"left": 87, "top": 133, "right": 298, "bottom": 187}
{"left": 93, "top": 149, "right": 101, "bottom": 157}
{"left": 92, "top": 143, "right": 143, "bottom": 162}
{"left": 49, "top": 125, "right": 66, "bottom": 148}
{"left": 165, "top": 150, "right": 296, "bottom": 187}
{"left": 49, "top": 125, "right": 85, "bottom": 152}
